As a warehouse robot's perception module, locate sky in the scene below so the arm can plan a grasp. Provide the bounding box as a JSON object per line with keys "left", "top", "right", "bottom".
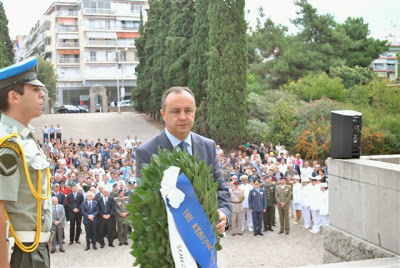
{"left": 2, "top": 0, "right": 400, "bottom": 41}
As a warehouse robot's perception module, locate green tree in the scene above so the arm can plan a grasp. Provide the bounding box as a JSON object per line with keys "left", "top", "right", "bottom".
{"left": 0, "top": 2, "right": 14, "bottom": 67}
{"left": 207, "top": 0, "right": 248, "bottom": 151}
{"left": 188, "top": 0, "right": 210, "bottom": 100}
{"left": 149, "top": 0, "right": 172, "bottom": 118}
{"left": 285, "top": 72, "right": 348, "bottom": 102}
{"left": 339, "top": 17, "right": 388, "bottom": 67}
{"left": 163, "top": 0, "right": 195, "bottom": 89}
{"left": 264, "top": 99, "right": 295, "bottom": 148}
{"left": 330, "top": 65, "right": 376, "bottom": 89}
{"left": 132, "top": 10, "right": 149, "bottom": 112}
{"left": 37, "top": 57, "right": 57, "bottom": 98}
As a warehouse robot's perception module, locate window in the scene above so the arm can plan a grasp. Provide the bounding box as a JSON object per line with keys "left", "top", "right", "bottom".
{"left": 106, "top": 51, "right": 113, "bottom": 61}
{"left": 89, "top": 38, "right": 95, "bottom": 45}
{"left": 90, "top": 51, "right": 96, "bottom": 61}
{"left": 89, "top": 19, "right": 95, "bottom": 28}
{"left": 105, "top": 20, "right": 111, "bottom": 29}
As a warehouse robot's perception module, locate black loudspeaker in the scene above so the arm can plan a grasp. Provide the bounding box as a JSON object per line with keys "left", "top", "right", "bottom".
{"left": 331, "top": 110, "right": 362, "bottom": 159}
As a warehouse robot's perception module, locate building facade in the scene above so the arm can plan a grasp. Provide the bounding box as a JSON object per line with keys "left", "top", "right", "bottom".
{"left": 371, "top": 37, "right": 400, "bottom": 81}
{"left": 17, "top": 0, "right": 148, "bottom": 108}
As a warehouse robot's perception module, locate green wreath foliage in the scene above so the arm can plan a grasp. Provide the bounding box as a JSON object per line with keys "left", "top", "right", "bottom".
{"left": 126, "top": 148, "right": 222, "bottom": 267}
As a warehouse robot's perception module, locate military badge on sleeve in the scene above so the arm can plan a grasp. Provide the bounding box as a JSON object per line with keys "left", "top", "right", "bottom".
{"left": 0, "top": 153, "right": 18, "bottom": 176}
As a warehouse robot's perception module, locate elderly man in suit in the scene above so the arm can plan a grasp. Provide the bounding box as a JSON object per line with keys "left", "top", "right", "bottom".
{"left": 81, "top": 191, "right": 99, "bottom": 250}
{"left": 66, "top": 184, "right": 84, "bottom": 245}
{"left": 248, "top": 181, "right": 267, "bottom": 236}
{"left": 51, "top": 196, "right": 66, "bottom": 253}
{"left": 98, "top": 189, "right": 115, "bottom": 248}
{"left": 135, "top": 86, "right": 232, "bottom": 234}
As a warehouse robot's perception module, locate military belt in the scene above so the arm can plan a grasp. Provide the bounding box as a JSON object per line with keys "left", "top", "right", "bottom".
{"left": 13, "top": 231, "right": 52, "bottom": 243}
{"left": 230, "top": 201, "right": 243, "bottom": 204}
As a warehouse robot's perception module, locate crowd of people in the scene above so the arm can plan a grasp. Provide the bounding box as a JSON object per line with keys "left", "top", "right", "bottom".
{"left": 40, "top": 127, "right": 140, "bottom": 253}
{"left": 216, "top": 142, "right": 329, "bottom": 237}
{"left": 41, "top": 124, "right": 328, "bottom": 253}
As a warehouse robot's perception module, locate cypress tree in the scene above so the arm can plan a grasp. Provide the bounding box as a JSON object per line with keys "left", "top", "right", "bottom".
{"left": 0, "top": 2, "right": 14, "bottom": 67}
{"left": 188, "top": 0, "right": 209, "bottom": 101}
{"left": 163, "top": 0, "right": 195, "bottom": 89}
{"left": 149, "top": 0, "right": 171, "bottom": 118}
{"left": 133, "top": 10, "right": 150, "bottom": 112}
{"left": 207, "top": 0, "right": 248, "bottom": 151}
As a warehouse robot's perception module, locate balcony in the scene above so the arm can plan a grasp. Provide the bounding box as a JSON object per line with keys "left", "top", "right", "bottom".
{"left": 57, "top": 26, "right": 79, "bottom": 32}
{"left": 117, "top": 40, "right": 135, "bottom": 47}
{"left": 85, "top": 25, "right": 139, "bottom": 32}
{"left": 56, "top": 10, "right": 78, "bottom": 17}
{"left": 59, "top": 58, "right": 80, "bottom": 64}
{"left": 58, "top": 42, "right": 80, "bottom": 48}
{"left": 86, "top": 40, "right": 116, "bottom": 46}
{"left": 84, "top": 8, "right": 112, "bottom": 14}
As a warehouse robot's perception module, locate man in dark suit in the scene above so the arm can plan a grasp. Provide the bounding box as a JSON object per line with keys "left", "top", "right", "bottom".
{"left": 81, "top": 191, "right": 99, "bottom": 250}
{"left": 248, "top": 181, "right": 267, "bottom": 236}
{"left": 66, "top": 184, "right": 84, "bottom": 245}
{"left": 135, "top": 86, "right": 232, "bottom": 234}
{"left": 97, "top": 189, "right": 115, "bottom": 248}
{"left": 52, "top": 183, "right": 65, "bottom": 205}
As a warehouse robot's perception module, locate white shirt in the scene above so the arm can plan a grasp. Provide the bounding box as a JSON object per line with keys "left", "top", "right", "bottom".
{"left": 239, "top": 183, "right": 254, "bottom": 208}
{"left": 301, "top": 183, "right": 312, "bottom": 207}
{"left": 292, "top": 182, "right": 302, "bottom": 204}
{"left": 319, "top": 190, "right": 329, "bottom": 215}
{"left": 165, "top": 128, "right": 193, "bottom": 155}
{"left": 310, "top": 184, "right": 322, "bottom": 210}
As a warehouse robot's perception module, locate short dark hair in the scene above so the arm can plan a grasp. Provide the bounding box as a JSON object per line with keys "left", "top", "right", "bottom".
{"left": 0, "top": 84, "right": 24, "bottom": 112}
{"left": 161, "top": 86, "right": 195, "bottom": 110}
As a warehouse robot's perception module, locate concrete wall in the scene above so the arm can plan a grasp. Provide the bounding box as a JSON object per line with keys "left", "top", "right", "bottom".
{"left": 325, "top": 155, "right": 400, "bottom": 263}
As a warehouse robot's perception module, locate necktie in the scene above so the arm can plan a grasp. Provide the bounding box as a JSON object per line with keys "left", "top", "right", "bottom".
{"left": 74, "top": 193, "right": 77, "bottom": 200}
{"left": 178, "top": 142, "right": 189, "bottom": 154}
{"left": 53, "top": 206, "right": 57, "bottom": 218}
{"left": 105, "top": 198, "right": 108, "bottom": 213}
{"left": 89, "top": 201, "right": 92, "bottom": 211}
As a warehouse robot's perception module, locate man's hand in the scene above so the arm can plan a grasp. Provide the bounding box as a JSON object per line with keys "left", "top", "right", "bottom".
{"left": 280, "top": 202, "right": 285, "bottom": 208}
{"left": 73, "top": 208, "right": 79, "bottom": 213}
{"left": 55, "top": 221, "right": 60, "bottom": 226}
{"left": 216, "top": 210, "right": 227, "bottom": 234}
{"left": 263, "top": 209, "right": 266, "bottom": 213}
{"left": 88, "top": 215, "right": 94, "bottom": 221}
{"left": 250, "top": 209, "right": 253, "bottom": 213}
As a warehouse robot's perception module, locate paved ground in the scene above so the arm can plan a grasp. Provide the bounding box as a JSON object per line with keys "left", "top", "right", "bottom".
{"left": 51, "top": 213, "right": 324, "bottom": 268}
{"left": 29, "top": 112, "right": 324, "bottom": 267}
{"left": 30, "top": 112, "right": 163, "bottom": 144}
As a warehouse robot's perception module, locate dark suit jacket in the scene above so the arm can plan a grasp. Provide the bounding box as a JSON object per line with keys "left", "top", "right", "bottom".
{"left": 81, "top": 200, "right": 99, "bottom": 224}
{"left": 98, "top": 196, "right": 115, "bottom": 217}
{"left": 52, "top": 191, "right": 65, "bottom": 205}
{"left": 248, "top": 188, "right": 267, "bottom": 212}
{"left": 135, "top": 131, "right": 232, "bottom": 222}
{"left": 66, "top": 192, "right": 84, "bottom": 217}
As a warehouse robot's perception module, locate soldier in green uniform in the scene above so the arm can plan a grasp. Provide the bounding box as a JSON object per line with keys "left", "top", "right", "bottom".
{"left": 0, "top": 57, "right": 52, "bottom": 268}
{"left": 262, "top": 175, "right": 276, "bottom": 232}
{"left": 114, "top": 189, "right": 130, "bottom": 246}
{"left": 275, "top": 177, "right": 292, "bottom": 235}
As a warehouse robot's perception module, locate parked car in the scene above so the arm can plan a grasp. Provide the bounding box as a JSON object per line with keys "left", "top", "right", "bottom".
{"left": 118, "top": 100, "right": 133, "bottom": 107}
{"left": 57, "top": 105, "right": 80, "bottom": 113}
{"left": 77, "top": 106, "right": 89, "bottom": 113}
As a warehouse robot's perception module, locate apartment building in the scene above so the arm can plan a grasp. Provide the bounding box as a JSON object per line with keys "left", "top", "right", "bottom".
{"left": 17, "top": 0, "right": 147, "bottom": 107}
{"left": 371, "top": 34, "right": 400, "bottom": 81}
